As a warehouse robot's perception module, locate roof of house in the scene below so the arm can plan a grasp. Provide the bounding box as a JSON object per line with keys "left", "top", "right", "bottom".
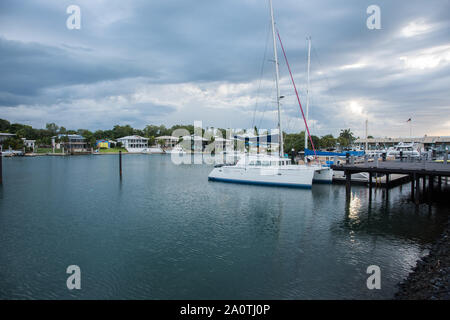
{"left": 181, "top": 135, "right": 208, "bottom": 141}
{"left": 53, "top": 134, "right": 85, "bottom": 139}
{"left": 156, "top": 136, "right": 179, "bottom": 140}
{"left": 117, "top": 135, "right": 149, "bottom": 141}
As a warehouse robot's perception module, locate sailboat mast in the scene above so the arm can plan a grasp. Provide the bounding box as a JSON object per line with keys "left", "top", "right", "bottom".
{"left": 305, "top": 36, "right": 311, "bottom": 150}
{"left": 269, "top": 0, "right": 284, "bottom": 158}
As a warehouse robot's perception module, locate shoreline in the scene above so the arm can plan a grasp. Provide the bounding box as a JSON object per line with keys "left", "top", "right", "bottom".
{"left": 395, "top": 217, "right": 450, "bottom": 300}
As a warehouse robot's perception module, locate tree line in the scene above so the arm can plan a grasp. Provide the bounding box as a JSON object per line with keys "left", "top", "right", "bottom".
{"left": 0, "top": 118, "right": 357, "bottom": 151}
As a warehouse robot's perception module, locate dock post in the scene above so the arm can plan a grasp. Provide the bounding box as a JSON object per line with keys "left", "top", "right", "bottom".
{"left": 345, "top": 170, "right": 351, "bottom": 199}
{"left": 119, "top": 150, "right": 122, "bottom": 179}
{"left": 438, "top": 175, "right": 441, "bottom": 191}
{"left": 422, "top": 175, "right": 426, "bottom": 191}
{"left": 385, "top": 174, "right": 390, "bottom": 189}
{"left": 410, "top": 174, "right": 415, "bottom": 201}
{"left": 369, "top": 172, "right": 373, "bottom": 201}
{"left": 415, "top": 174, "right": 420, "bottom": 205}
{"left": 0, "top": 151, "right": 2, "bottom": 185}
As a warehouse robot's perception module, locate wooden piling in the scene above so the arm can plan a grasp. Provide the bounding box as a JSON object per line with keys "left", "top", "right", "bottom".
{"left": 345, "top": 170, "right": 351, "bottom": 199}
{"left": 386, "top": 174, "right": 390, "bottom": 188}
{"left": 119, "top": 150, "right": 122, "bottom": 178}
{"left": 410, "top": 174, "right": 415, "bottom": 201}
{"left": 415, "top": 174, "right": 420, "bottom": 205}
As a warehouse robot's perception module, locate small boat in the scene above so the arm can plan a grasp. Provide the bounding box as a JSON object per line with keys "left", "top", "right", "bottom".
{"left": 165, "top": 145, "right": 186, "bottom": 154}
{"left": 146, "top": 147, "right": 164, "bottom": 154}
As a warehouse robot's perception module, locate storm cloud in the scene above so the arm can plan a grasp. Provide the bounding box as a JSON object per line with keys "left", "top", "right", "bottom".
{"left": 0, "top": 0, "right": 449, "bottom": 137}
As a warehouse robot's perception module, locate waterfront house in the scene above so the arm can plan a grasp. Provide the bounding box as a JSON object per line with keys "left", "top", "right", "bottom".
{"left": 96, "top": 139, "right": 113, "bottom": 149}
{"left": 0, "top": 133, "right": 16, "bottom": 152}
{"left": 155, "top": 136, "right": 179, "bottom": 148}
{"left": 213, "top": 137, "right": 234, "bottom": 152}
{"left": 117, "top": 135, "right": 148, "bottom": 153}
{"left": 0, "top": 132, "right": 15, "bottom": 143}
{"left": 52, "top": 134, "right": 88, "bottom": 152}
{"left": 181, "top": 135, "right": 208, "bottom": 152}
{"left": 21, "top": 138, "right": 36, "bottom": 151}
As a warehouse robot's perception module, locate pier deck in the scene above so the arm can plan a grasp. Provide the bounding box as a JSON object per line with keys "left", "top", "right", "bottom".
{"left": 331, "top": 161, "right": 450, "bottom": 177}
{"left": 331, "top": 160, "right": 450, "bottom": 203}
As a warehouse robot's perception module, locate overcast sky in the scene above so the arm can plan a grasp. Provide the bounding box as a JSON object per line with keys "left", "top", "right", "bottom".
{"left": 0, "top": 0, "right": 449, "bottom": 138}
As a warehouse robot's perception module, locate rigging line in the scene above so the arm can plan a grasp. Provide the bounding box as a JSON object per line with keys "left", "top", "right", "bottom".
{"left": 251, "top": 19, "right": 271, "bottom": 130}
{"left": 257, "top": 68, "right": 276, "bottom": 130}
{"left": 311, "top": 45, "right": 344, "bottom": 130}
{"left": 276, "top": 29, "right": 318, "bottom": 160}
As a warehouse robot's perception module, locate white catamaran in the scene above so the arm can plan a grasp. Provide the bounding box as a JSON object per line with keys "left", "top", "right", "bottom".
{"left": 208, "top": 0, "right": 331, "bottom": 188}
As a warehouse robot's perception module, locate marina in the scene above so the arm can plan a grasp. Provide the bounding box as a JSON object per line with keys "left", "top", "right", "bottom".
{"left": 0, "top": 0, "right": 449, "bottom": 304}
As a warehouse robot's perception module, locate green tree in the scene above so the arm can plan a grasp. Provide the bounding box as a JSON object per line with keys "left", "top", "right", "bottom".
{"left": 319, "top": 134, "right": 336, "bottom": 149}
{"left": 338, "top": 129, "right": 355, "bottom": 147}
{"left": 0, "top": 118, "right": 11, "bottom": 131}
{"left": 46, "top": 123, "right": 59, "bottom": 136}
{"left": 2, "top": 137, "right": 24, "bottom": 150}
{"left": 112, "top": 125, "right": 134, "bottom": 139}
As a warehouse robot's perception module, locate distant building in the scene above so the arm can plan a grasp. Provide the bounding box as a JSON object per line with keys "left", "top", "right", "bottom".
{"left": 181, "top": 135, "right": 208, "bottom": 152}
{"left": 155, "top": 136, "right": 179, "bottom": 148}
{"left": 96, "top": 139, "right": 113, "bottom": 149}
{"left": 0, "top": 133, "right": 15, "bottom": 143}
{"left": 52, "top": 134, "right": 88, "bottom": 152}
{"left": 117, "top": 135, "right": 148, "bottom": 153}
{"left": 21, "top": 138, "right": 36, "bottom": 150}
{"left": 355, "top": 136, "right": 450, "bottom": 152}
{"left": 0, "top": 133, "right": 16, "bottom": 152}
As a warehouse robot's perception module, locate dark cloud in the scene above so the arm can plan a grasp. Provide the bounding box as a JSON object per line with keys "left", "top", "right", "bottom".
{"left": 0, "top": 0, "right": 448, "bottom": 136}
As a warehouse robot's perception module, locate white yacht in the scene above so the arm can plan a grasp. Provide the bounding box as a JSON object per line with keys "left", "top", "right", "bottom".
{"left": 386, "top": 142, "right": 421, "bottom": 158}
{"left": 208, "top": 0, "right": 331, "bottom": 188}
{"left": 209, "top": 154, "right": 329, "bottom": 188}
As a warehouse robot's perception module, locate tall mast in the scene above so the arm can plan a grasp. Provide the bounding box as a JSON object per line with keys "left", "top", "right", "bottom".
{"left": 269, "top": 0, "right": 284, "bottom": 157}
{"left": 305, "top": 36, "right": 311, "bottom": 150}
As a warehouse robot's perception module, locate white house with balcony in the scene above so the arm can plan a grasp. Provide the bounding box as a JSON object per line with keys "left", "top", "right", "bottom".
{"left": 117, "top": 135, "right": 149, "bottom": 153}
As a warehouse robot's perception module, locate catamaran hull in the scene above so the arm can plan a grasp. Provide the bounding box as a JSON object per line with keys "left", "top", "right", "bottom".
{"left": 208, "top": 166, "right": 316, "bottom": 188}
{"left": 313, "top": 168, "right": 333, "bottom": 183}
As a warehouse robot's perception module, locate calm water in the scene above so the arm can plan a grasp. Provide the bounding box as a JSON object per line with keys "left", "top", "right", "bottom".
{"left": 0, "top": 154, "right": 448, "bottom": 299}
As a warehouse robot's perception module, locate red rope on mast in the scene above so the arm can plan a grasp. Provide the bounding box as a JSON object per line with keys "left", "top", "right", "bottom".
{"left": 276, "top": 30, "right": 318, "bottom": 161}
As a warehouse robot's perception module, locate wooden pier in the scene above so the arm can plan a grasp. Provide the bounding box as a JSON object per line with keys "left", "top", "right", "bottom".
{"left": 331, "top": 157, "right": 450, "bottom": 204}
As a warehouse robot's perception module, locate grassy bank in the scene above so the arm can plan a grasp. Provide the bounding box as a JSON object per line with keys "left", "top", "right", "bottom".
{"left": 36, "top": 148, "right": 62, "bottom": 154}
{"left": 99, "top": 147, "right": 128, "bottom": 153}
